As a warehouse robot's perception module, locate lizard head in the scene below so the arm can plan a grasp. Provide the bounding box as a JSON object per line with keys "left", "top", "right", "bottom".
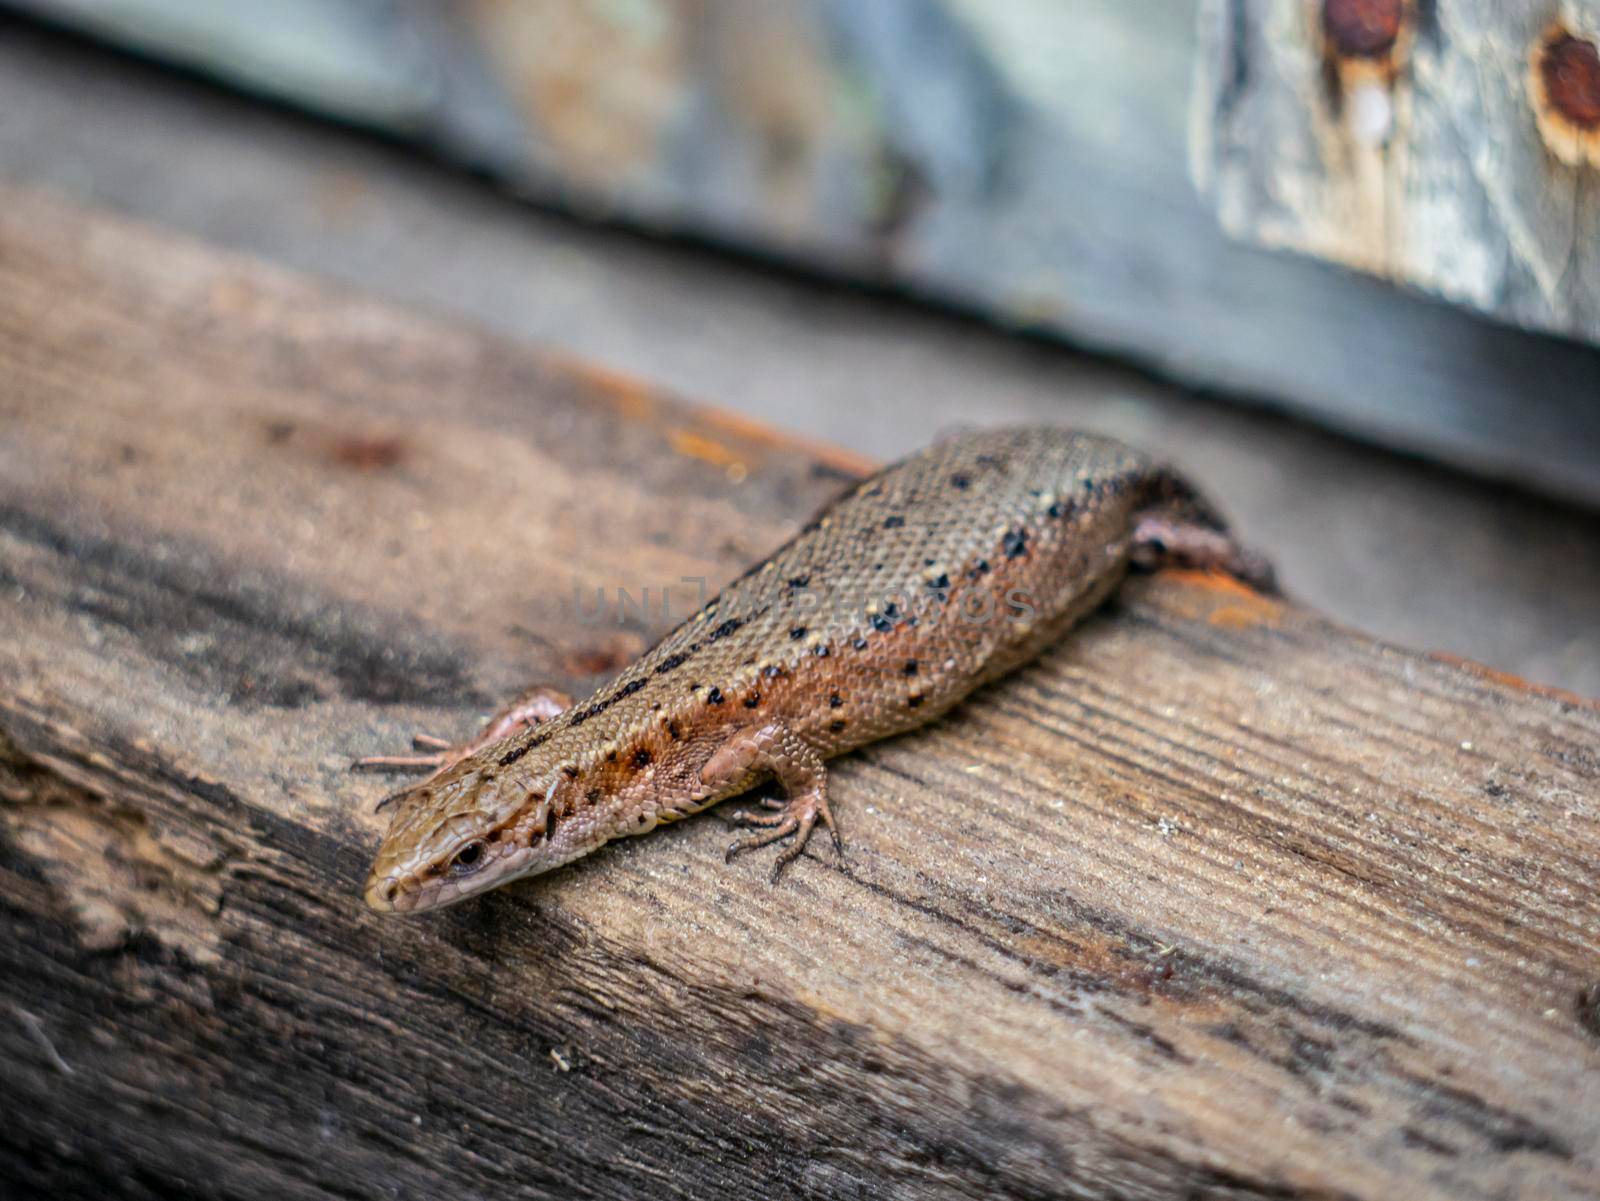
{"left": 363, "top": 748, "right": 596, "bottom": 914}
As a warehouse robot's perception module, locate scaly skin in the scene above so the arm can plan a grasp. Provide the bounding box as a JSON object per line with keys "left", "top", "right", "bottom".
{"left": 361, "top": 428, "right": 1273, "bottom": 913}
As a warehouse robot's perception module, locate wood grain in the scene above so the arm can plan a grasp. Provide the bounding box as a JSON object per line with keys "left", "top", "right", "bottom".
{"left": 1194, "top": 0, "right": 1600, "bottom": 345}
{"left": 1, "top": 183, "right": 1597, "bottom": 1201}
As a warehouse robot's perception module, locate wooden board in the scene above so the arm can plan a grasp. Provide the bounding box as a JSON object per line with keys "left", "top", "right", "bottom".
{"left": 2, "top": 184, "right": 1598, "bottom": 1201}
{"left": 1194, "top": 0, "right": 1600, "bottom": 344}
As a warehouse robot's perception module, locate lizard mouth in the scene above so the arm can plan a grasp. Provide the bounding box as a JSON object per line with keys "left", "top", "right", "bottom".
{"left": 364, "top": 843, "right": 538, "bottom": 915}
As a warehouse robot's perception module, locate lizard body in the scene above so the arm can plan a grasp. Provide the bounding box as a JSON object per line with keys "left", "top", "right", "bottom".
{"left": 362, "top": 428, "right": 1272, "bottom": 913}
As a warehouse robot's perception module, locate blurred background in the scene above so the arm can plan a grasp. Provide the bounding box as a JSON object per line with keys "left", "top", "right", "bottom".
{"left": 1, "top": 0, "right": 1596, "bottom": 692}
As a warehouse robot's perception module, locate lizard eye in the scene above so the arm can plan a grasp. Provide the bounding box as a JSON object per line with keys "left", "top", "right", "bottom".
{"left": 450, "top": 841, "right": 486, "bottom": 875}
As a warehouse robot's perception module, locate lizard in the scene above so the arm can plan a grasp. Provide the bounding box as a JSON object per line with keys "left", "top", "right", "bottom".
{"left": 359, "top": 427, "right": 1274, "bottom": 913}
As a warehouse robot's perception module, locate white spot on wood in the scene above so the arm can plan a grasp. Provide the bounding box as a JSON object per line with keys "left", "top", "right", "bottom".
{"left": 1348, "top": 83, "right": 1393, "bottom": 147}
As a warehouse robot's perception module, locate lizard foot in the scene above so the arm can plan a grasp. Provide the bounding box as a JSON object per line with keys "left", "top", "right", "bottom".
{"left": 704, "top": 721, "right": 842, "bottom": 882}
{"left": 725, "top": 789, "right": 842, "bottom": 884}
{"left": 353, "top": 685, "right": 572, "bottom": 810}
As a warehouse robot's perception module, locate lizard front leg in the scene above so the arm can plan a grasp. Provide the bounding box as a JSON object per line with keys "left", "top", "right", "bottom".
{"left": 354, "top": 685, "right": 573, "bottom": 808}
{"left": 703, "top": 722, "right": 842, "bottom": 883}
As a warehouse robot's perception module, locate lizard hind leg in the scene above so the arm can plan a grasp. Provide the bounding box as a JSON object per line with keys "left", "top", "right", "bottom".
{"left": 1131, "top": 511, "right": 1278, "bottom": 595}
{"left": 703, "top": 722, "right": 842, "bottom": 883}
{"left": 353, "top": 684, "right": 573, "bottom": 809}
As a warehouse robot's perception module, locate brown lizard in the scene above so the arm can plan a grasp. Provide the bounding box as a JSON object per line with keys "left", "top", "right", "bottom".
{"left": 360, "top": 428, "right": 1273, "bottom": 913}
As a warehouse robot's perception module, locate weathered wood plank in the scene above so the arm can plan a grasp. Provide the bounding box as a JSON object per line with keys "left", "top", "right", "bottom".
{"left": 1195, "top": 0, "right": 1600, "bottom": 342}
{"left": 2, "top": 184, "right": 1598, "bottom": 1201}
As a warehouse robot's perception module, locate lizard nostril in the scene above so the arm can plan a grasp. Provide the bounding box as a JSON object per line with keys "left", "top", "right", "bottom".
{"left": 366, "top": 876, "right": 401, "bottom": 911}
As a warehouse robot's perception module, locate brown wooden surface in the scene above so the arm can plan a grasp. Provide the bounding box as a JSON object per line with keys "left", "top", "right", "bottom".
{"left": 2, "top": 183, "right": 1598, "bottom": 1201}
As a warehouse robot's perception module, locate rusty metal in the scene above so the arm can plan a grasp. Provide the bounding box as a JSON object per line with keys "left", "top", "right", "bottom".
{"left": 1529, "top": 24, "right": 1600, "bottom": 167}
{"left": 1540, "top": 32, "right": 1600, "bottom": 130}
{"left": 1322, "top": 0, "right": 1404, "bottom": 59}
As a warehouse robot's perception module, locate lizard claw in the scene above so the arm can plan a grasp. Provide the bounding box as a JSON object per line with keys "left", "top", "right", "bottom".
{"left": 351, "top": 748, "right": 450, "bottom": 774}
{"left": 373, "top": 784, "right": 422, "bottom": 813}
{"left": 355, "top": 739, "right": 474, "bottom": 814}
{"left": 725, "top": 790, "right": 842, "bottom": 883}
{"left": 354, "top": 685, "right": 575, "bottom": 812}
{"left": 353, "top": 741, "right": 454, "bottom": 813}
